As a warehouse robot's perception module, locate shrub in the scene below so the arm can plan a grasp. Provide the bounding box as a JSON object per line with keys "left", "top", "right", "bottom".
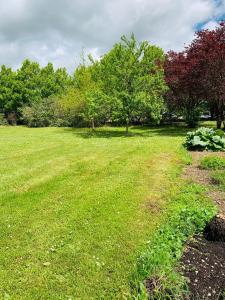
{"left": 184, "top": 127, "right": 225, "bottom": 151}
{"left": 21, "top": 99, "right": 55, "bottom": 127}
{"left": 0, "top": 113, "right": 8, "bottom": 125}
{"left": 21, "top": 98, "right": 70, "bottom": 127}
{"left": 200, "top": 156, "right": 225, "bottom": 170}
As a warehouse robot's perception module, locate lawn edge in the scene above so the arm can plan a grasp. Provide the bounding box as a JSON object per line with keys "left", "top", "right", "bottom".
{"left": 130, "top": 158, "right": 217, "bottom": 299}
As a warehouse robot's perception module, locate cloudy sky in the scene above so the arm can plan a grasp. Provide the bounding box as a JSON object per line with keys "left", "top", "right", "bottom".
{"left": 0, "top": 0, "right": 225, "bottom": 72}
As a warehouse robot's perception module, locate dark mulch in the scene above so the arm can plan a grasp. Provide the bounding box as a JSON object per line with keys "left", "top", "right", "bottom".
{"left": 181, "top": 235, "right": 225, "bottom": 300}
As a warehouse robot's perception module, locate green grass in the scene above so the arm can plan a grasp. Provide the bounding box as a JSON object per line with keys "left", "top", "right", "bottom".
{"left": 0, "top": 125, "right": 204, "bottom": 299}
{"left": 200, "top": 156, "right": 225, "bottom": 170}
{"left": 211, "top": 171, "right": 225, "bottom": 190}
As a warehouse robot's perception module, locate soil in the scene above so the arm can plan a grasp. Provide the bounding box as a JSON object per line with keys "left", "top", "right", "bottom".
{"left": 181, "top": 151, "right": 225, "bottom": 300}
{"left": 181, "top": 235, "right": 225, "bottom": 299}
{"left": 204, "top": 214, "right": 225, "bottom": 242}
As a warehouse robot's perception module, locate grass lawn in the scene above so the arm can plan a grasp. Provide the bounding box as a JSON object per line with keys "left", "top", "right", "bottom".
{"left": 0, "top": 125, "right": 190, "bottom": 299}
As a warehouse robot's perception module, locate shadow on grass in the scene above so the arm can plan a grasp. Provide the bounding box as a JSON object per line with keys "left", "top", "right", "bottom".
{"left": 61, "top": 124, "right": 190, "bottom": 139}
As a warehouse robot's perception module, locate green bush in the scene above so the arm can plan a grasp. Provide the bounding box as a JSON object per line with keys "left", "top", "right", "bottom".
{"left": 211, "top": 171, "right": 225, "bottom": 189}
{"left": 200, "top": 156, "right": 225, "bottom": 170}
{"left": 184, "top": 127, "right": 225, "bottom": 151}
{"left": 21, "top": 99, "right": 54, "bottom": 127}
{"left": 21, "top": 91, "right": 90, "bottom": 128}
{"left": 0, "top": 113, "right": 8, "bottom": 125}
{"left": 21, "top": 98, "right": 69, "bottom": 127}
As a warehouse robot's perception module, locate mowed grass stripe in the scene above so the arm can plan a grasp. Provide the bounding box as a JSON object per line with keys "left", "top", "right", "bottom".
{"left": 0, "top": 126, "right": 186, "bottom": 299}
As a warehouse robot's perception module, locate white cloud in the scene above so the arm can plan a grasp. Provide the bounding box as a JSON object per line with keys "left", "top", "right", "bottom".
{"left": 202, "top": 20, "right": 220, "bottom": 30}
{"left": 0, "top": 0, "right": 224, "bottom": 72}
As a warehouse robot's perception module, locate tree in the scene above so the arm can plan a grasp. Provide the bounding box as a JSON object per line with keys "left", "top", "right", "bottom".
{"left": 39, "top": 64, "right": 71, "bottom": 99}
{"left": 0, "top": 65, "right": 22, "bottom": 123}
{"left": 16, "top": 59, "right": 41, "bottom": 106}
{"left": 39, "top": 63, "right": 56, "bottom": 99}
{"left": 164, "top": 51, "right": 203, "bottom": 127}
{"left": 0, "top": 59, "right": 71, "bottom": 124}
{"left": 0, "top": 65, "right": 16, "bottom": 113}
{"left": 54, "top": 67, "right": 71, "bottom": 95}
{"left": 187, "top": 23, "right": 225, "bottom": 129}
{"left": 165, "top": 23, "right": 225, "bottom": 129}
{"left": 98, "top": 34, "right": 167, "bottom": 133}
{"left": 74, "top": 64, "right": 109, "bottom": 129}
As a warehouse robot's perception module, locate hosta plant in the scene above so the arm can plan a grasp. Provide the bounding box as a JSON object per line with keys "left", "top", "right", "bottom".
{"left": 184, "top": 127, "right": 225, "bottom": 151}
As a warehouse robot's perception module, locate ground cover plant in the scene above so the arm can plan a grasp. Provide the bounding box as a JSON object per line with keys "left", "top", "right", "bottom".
{"left": 184, "top": 127, "right": 225, "bottom": 151}
{"left": 211, "top": 171, "right": 225, "bottom": 189}
{"left": 0, "top": 125, "right": 191, "bottom": 299}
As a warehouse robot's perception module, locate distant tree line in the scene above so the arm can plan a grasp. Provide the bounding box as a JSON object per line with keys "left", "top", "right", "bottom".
{"left": 0, "top": 60, "right": 71, "bottom": 125}
{"left": 0, "top": 24, "right": 225, "bottom": 131}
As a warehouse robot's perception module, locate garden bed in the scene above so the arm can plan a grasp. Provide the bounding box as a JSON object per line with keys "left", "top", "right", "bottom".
{"left": 141, "top": 151, "right": 225, "bottom": 299}
{"left": 181, "top": 152, "right": 225, "bottom": 300}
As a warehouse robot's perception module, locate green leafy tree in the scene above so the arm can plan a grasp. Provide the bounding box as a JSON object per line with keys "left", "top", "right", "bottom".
{"left": 39, "top": 64, "right": 70, "bottom": 99}
{"left": 54, "top": 88, "right": 86, "bottom": 127}
{"left": 0, "top": 65, "right": 22, "bottom": 123}
{"left": 98, "top": 34, "right": 167, "bottom": 132}
{"left": 54, "top": 67, "right": 71, "bottom": 95}
{"left": 39, "top": 63, "right": 56, "bottom": 98}
{"left": 0, "top": 65, "right": 16, "bottom": 113}
{"left": 16, "top": 59, "right": 42, "bottom": 106}
{"left": 74, "top": 64, "right": 109, "bottom": 129}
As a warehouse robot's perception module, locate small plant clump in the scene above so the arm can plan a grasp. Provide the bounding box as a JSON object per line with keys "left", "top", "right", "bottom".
{"left": 200, "top": 156, "right": 225, "bottom": 170}
{"left": 211, "top": 171, "right": 225, "bottom": 189}
{"left": 184, "top": 127, "right": 225, "bottom": 151}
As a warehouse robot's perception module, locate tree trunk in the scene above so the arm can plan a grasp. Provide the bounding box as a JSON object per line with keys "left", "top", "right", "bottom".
{"left": 186, "top": 107, "right": 198, "bottom": 128}
{"left": 91, "top": 119, "right": 95, "bottom": 131}
{"left": 210, "top": 107, "right": 215, "bottom": 121}
{"left": 216, "top": 100, "right": 224, "bottom": 129}
{"left": 125, "top": 119, "right": 129, "bottom": 134}
{"left": 217, "top": 118, "right": 222, "bottom": 129}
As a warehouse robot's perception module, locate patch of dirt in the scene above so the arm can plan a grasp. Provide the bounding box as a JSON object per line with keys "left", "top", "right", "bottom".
{"left": 182, "top": 152, "right": 225, "bottom": 187}
{"left": 181, "top": 235, "right": 225, "bottom": 300}
{"left": 210, "top": 191, "right": 225, "bottom": 211}
{"left": 181, "top": 151, "right": 225, "bottom": 300}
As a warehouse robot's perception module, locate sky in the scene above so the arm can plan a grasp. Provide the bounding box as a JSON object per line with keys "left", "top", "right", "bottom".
{"left": 0, "top": 0, "right": 225, "bottom": 72}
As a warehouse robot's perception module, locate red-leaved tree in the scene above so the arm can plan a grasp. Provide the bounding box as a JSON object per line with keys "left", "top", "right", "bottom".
{"left": 164, "top": 49, "right": 203, "bottom": 127}
{"left": 188, "top": 22, "right": 225, "bottom": 128}
{"left": 165, "top": 23, "right": 225, "bottom": 128}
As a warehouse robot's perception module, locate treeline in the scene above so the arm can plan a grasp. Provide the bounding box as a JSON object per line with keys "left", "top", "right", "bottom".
{"left": 0, "top": 60, "right": 70, "bottom": 125}
{"left": 0, "top": 24, "right": 225, "bottom": 131}
{"left": 0, "top": 34, "right": 167, "bottom": 132}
